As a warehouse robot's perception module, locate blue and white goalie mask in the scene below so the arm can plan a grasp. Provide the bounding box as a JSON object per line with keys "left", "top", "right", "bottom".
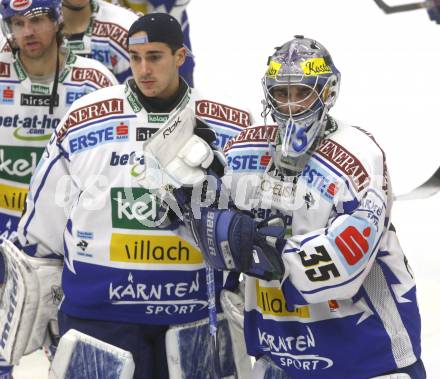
{"left": 262, "top": 36, "right": 340, "bottom": 170}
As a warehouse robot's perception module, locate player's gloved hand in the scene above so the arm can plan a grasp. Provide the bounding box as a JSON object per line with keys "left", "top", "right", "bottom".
{"left": 138, "top": 107, "right": 221, "bottom": 190}
{"left": 190, "top": 207, "right": 286, "bottom": 281}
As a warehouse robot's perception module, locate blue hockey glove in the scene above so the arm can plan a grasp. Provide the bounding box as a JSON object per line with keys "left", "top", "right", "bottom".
{"left": 191, "top": 208, "right": 286, "bottom": 281}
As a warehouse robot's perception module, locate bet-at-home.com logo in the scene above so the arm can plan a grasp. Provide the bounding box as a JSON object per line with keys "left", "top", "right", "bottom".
{"left": 111, "top": 187, "right": 160, "bottom": 229}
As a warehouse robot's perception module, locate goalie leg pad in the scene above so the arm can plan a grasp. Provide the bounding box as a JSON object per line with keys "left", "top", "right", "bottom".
{"left": 252, "top": 356, "right": 291, "bottom": 379}
{"left": 0, "top": 239, "right": 62, "bottom": 364}
{"left": 49, "top": 329, "right": 135, "bottom": 379}
{"left": 166, "top": 314, "right": 252, "bottom": 379}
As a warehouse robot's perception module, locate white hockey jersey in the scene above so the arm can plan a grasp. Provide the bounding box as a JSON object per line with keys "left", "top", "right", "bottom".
{"left": 64, "top": 0, "right": 139, "bottom": 83}
{"left": 17, "top": 80, "right": 251, "bottom": 325}
{"left": 223, "top": 119, "right": 422, "bottom": 378}
{"left": 0, "top": 48, "right": 117, "bottom": 241}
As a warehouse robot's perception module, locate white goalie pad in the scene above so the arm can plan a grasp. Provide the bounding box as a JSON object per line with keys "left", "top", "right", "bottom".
{"left": 252, "top": 356, "right": 290, "bottom": 379}
{"left": 220, "top": 288, "right": 245, "bottom": 331}
{"left": 49, "top": 329, "right": 135, "bottom": 379}
{"left": 166, "top": 313, "right": 252, "bottom": 379}
{"left": 0, "top": 239, "right": 62, "bottom": 364}
{"left": 139, "top": 107, "right": 214, "bottom": 189}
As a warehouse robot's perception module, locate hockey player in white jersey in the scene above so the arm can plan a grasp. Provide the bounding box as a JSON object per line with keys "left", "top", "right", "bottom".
{"left": 0, "top": 0, "right": 117, "bottom": 376}
{"left": 104, "top": 0, "right": 195, "bottom": 87}
{"left": 61, "top": 0, "right": 139, "bottom": 83}
{"left": 61, "top": 0, "right": 195, "bottom": 86}
{"left": 178, "top": 36, "right": 426, "bottom": 378}
{"left": 3, "top": 13, "right": 251, "bottom": 379}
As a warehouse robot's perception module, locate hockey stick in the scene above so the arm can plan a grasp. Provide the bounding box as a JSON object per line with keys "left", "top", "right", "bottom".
{"left": 372, "top": 0, "right": 430, "bottom": 14}
{"left": 139, "top": 107, "right": 222, "bottom": 378}
{"left": 395, "top": 166, "right": 440, "bottom": 200}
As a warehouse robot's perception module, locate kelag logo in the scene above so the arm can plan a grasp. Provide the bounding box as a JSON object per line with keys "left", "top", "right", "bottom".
{"left": 0, "top": 146, "right": 43, "bottom": 183}
{"left": 111, "top": 187, "right": 158, "bottom": 229}
{"left": 68, "top": 121, "right": 129, "bottom": 154}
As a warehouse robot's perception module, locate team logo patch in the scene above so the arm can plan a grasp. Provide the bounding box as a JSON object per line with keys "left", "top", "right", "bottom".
{"left": 256, "top": 281, "right": 309, "bottom": 317}
{"left": 224, "top": 125, "right": 277, "bottom": 152}
{"left": 68, "top": 120, "right": 129, "bottom": 154}
{"left": 91, "top": 46, "right": 119, "bottom": 68}
{"left": 21, "top": 93, "right": 59, "bottom": 107}
{"left": 0, "top": 146, "right": 43, "bottom": 183}
{"left": 227, "top": 151, "right": 271, "bottom": 172}
{"left": 148, "top": 114, "right": 168, "bottom": 123}
{"left": 195, "top": 100, "right": 250, "bottom": 128}
{"left": 0, "top": 85, "right": 14, "bottom": 104}
{"left": 57, "top": 98, "right": 124, "bottom": 141}
{"left": 329, "top": 219, "right": 376, "bottom": 275}
{"left": 77, "top": 230, "right": 94, "bottom": 240}
{"left": 110, "top": 234, "right": 203, "bottom": 264}
{"left": 0, "top": 183, "right": 28, "bottom": 213}
{"left": 300, "top": 57, "right": 332, "bottom": 76}
{"left": 31, "top": 84, "right": 50, "bottom": 95}
{"left": 71, "top": 67, "right": 113, "bottom": 88}
{"left": 66, "top": 89, "right": 86, "bottom": 105}
{"left": 136, "top": 127, "right": 157, "bottom": 141}
{"left": 301, "top": 162, "right": 339, "bottom": 202}
{"left": 0, "top": 62, "right": 10, "bottom": 77}
{"left": 111, "top": 187, "right": 159, "bottom": 230}
{"left": 10, "top": 0, "right": 32, "bottom": 11}
{"left": 316, "top": 138, "right": 369, "bottom": 192}
{"left": 92, "top": 20, "right": 128, "bottom": 50}
{"left": 265, "top": 60, "right": 282, "bottom": 78}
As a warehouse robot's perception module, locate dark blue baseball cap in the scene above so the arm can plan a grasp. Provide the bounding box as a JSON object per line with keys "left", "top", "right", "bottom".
{"left": 128, "top": 13, "right": 184, "bottom": 47}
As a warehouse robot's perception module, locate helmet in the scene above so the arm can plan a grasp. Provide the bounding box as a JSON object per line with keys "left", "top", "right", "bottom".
{"left": 0, "top": 0, "right": 62, "bottom": 32}
{"left": 262, "top": 35, "right": 340, "bottom": 170}
{"left": 0, "top": 0, "right": 62, "bottom": 44}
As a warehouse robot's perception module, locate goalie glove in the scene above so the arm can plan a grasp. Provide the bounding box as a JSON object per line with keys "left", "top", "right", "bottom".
{"left": 139, "top": 107, "right": 217, "bottom": 190}
{"left": 190, "top": 208, "right": 286, "bottom": 281}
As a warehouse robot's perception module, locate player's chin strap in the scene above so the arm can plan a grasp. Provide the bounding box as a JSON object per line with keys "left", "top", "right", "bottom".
{"left": 0, "top": 239, "right": 62, "bottom": 364}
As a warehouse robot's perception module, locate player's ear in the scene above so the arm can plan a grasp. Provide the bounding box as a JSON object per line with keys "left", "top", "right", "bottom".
{"left": 175, "top": 46, "right": 186, "bottom": 67}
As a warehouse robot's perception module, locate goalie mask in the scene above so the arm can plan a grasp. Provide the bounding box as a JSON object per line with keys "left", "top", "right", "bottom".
{"left": 262, "top": 35, "right": 340, "bottom": 171}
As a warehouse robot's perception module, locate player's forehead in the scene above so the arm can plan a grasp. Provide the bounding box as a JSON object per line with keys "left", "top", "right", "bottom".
{"left": 9, "top": 12, "right": 50, "bottom": 23}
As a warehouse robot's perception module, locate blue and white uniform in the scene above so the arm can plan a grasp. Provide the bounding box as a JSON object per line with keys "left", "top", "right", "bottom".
{"left": 64, "top": 0, "right": 139, "bottom": 84}
{"left": 16, "top": 79, "right": 251, "bottom": 325}
{"left": 223, "top": 119, "right": 423, "bottom": 379}
{"left": 0, "top": 47, "right": 117, "bottom": 242}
